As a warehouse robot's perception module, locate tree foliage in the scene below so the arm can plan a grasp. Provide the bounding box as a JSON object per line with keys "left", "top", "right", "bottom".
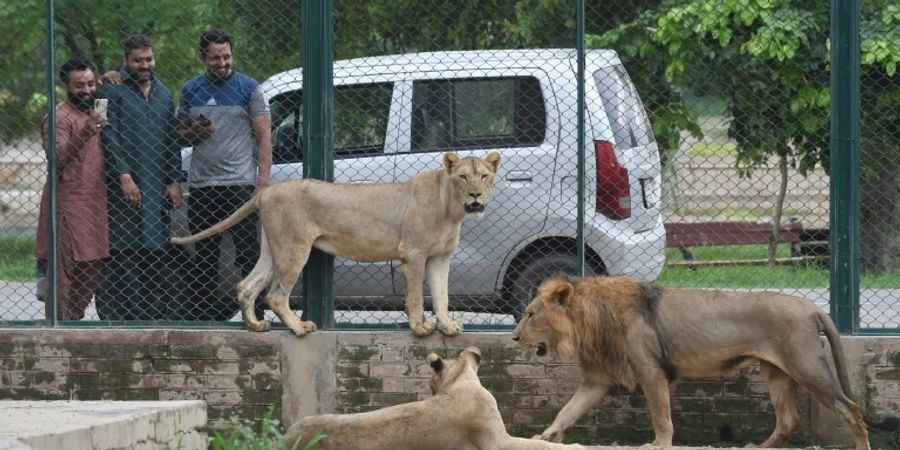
{"left": 590, "top": 0, "right": 900, "bottom": 271}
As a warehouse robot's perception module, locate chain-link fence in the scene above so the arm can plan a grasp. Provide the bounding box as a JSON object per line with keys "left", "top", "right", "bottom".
{"left": 0, "top": 1, "right": 897, "bottom": 332}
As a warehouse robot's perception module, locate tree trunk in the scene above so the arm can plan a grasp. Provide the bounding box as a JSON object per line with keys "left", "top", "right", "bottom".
{"left": 859, "top": 154, "right": 900, "bottom": 273}
{"left": 768, "top": 154, "right": 789, "bottom": 268}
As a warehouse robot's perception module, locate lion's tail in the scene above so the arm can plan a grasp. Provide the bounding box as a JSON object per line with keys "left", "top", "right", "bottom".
{"left": 817, "top": 309, "right": 854, "bottom": 400}
{"left": 170, "top": 195, "right": 260, "bottom": 245}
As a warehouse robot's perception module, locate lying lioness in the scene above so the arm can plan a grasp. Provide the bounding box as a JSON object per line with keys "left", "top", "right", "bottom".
{"left": 171, "top": 152, "right": 500, "bottom": 337}
{"left": 284, "top": 347, "right": 584, "bottom": 450}
{"left": 512, "top": 275, "right": 897, "bottom": 450}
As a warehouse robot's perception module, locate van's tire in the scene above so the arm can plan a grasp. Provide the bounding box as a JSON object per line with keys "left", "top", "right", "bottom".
{"left": 506, "top": 252, "right": 597, "bottom": 320}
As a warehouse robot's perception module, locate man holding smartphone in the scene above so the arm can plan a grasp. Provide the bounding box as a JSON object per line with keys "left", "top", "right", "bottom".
{"left": 35, "top": 58, "right": 109, "bottom": 320}
{"left": 175, "top": 29, "right": 272, "bottom": 321}
{"left": 98, "top": 34, "right": 184, "bottom": 320}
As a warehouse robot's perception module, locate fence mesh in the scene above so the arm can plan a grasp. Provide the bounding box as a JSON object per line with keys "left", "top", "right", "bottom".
{"left": 0, "top": 1, "right": 896, "bottom": 330}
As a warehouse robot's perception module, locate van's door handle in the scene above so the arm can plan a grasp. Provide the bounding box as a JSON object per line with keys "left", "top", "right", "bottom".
{"left": 505, "top": 171, "right": 533, "bottom": 182}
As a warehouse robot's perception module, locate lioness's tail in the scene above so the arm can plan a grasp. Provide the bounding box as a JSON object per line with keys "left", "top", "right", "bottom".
{"left": 170, "top": 195, "right": 259, "bottom": 245}
{"left": 817, "top": 309, "right": 854, "bottom": 399}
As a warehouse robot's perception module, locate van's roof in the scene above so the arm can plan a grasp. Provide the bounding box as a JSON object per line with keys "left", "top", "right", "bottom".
{"left": 262, "top": 48, "right": 620, "bottom": 91}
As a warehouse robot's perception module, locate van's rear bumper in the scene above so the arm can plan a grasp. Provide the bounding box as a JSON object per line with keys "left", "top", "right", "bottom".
{"left": 588, "top": 218, "right": 666, "bottom": 281}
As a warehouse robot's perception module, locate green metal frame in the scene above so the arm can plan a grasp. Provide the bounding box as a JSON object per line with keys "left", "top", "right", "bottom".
{"left": 45, "top": 0, "right": 58, "bottom": 326}
{"left": 576, "top": 0, "right": 586, "bottom": 275}
{"left": 300, "top": 0, "right": 335, "bottom": 330}
{"left": 829, "top": 0, "right": 860, "bottom": 334}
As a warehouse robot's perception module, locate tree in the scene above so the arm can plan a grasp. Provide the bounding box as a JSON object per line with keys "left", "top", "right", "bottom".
{"left": 591, "top": 0, "right": 900, "bottom": 272}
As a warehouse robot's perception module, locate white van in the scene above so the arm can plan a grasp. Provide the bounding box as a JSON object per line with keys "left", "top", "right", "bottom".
{"left": 177, "top": 49, "right": 665, "bottom": 320}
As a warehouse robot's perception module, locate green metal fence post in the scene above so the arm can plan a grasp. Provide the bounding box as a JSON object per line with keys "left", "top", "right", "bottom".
{"left": 576, "top": 0, "right": 585, "bottom": 275}
{"left": 45, "top": 0, "right": 57, "bottom": 326}
{"left": 301, "top": 0, "right": 335, "bottom": 329}
{"left": 829, "top": 0, "right": 860, "bottom": 334}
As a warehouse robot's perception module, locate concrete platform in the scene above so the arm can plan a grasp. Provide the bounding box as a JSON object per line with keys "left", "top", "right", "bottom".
{"left": 0, "top": 400, "right": 206, "bottom": 450}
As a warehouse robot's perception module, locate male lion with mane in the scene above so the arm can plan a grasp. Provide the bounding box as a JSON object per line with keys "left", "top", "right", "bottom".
{"left": 512, "top": 274, "right": 897, "bottom": 450}
{"left": 284, "top": 347, "right": 585, "bottom": 450}
{"left": 171, "top": 152, "right": 500, "bottom": 337}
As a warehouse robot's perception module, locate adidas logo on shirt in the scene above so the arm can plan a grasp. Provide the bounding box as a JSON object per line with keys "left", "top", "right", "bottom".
{"left": 205, "top": 97, "right": 217, "bottom": 106}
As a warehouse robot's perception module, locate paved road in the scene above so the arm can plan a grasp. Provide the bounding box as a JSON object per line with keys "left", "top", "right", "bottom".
{"left": 0, "top": 281, "right": 516, "bottom": 326}
{"left": 1, "top": 282, "right": 897, "bottom": 328}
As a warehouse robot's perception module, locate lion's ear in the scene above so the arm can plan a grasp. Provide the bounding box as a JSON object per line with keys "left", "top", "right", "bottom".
{"left": 550, "top": 282, "right": 574, "bottom": 306}
{"left": 443, "top": 152, "right": 461, "bottom": 173}
{"left": 427, "top": 353, "right": 444, "bottom": 373}
{"left": 463, "top": 347, "right": 482, "bottom": 366}
{"left": 484, "top": 151, "right": 501, "bottom": 173}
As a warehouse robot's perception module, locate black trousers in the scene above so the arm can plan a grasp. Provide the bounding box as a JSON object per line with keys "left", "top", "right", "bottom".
{"left": 100, "top": 248, "right": 165, "bottom": 320}
{"left": 183, "top": 185, "right": 259, "bottom": 320}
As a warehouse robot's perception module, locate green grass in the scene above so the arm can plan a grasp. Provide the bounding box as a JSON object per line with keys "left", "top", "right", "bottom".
{"left": 665, "top": 243, "right": 792, "bottom": 261}
{"left": 660, "top": 244, "right": 900, "bottom": 289}
{"left": 0, "top": 235, "right": 36, "bottom": 281}
{"left": 687, "top": 142, "right": 736, "bottom": 157}
{"left": 204, "top": 409, "right": 324, "bottom": 450}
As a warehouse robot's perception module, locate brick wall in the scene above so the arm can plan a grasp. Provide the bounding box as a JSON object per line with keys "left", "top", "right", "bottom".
{"left": 0, "top": 330, "right": 283, "bottom": 430}
{"left": 329, "top": 333, "right": 797, "bottom": 446}
{"left": 2, "top": 330, "right": 898, "bottom": 448}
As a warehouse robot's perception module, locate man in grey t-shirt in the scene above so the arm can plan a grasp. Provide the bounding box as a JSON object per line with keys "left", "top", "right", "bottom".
{"left": 176, "top": 29, "right": 272, "bottom": 321}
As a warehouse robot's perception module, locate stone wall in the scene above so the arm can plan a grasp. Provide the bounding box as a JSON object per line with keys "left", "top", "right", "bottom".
{"left": 322, "top": 333, "right": 790, "bottom": 446}
{"left": 1, "top": 330, "right": 898, "bottom": 448}
{"left": 0, "top": 329, "right": 283, "bottom": 430}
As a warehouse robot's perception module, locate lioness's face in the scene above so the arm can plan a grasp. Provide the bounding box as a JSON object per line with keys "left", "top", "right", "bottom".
{"left": 511, "top": 279, "right": 577, "bottom": 360}
{"left": 443, "top": 151, "right": 501, "bottom": 214}
{"left": 427, "top": 347, "right": 482, "bottom": 394}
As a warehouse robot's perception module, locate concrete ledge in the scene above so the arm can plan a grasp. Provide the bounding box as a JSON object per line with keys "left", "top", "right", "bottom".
{"left": 0, "top": 400, "right": 207, "bottom": 450}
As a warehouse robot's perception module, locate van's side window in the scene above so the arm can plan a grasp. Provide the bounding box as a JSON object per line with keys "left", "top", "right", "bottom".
{"left": 334, "top": 83, "right": 392, "bottom": 158}
{"left": 268, "top": 82, "right": 393, "bottom": 164}
{"left": 270, "top": 91, "right": 302, "bottom": 164}
{"left": 411, "top": 76, "right": 546, "bottom": 153}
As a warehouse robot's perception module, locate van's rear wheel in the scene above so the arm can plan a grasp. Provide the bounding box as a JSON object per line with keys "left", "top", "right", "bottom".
{"left": 506, "top": 253, "right": 597, "bottom": 320}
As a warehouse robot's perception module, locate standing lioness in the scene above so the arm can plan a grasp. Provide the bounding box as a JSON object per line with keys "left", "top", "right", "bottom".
{"left": 512, "top": 275, "right": 894, "bottom": 449}
{"left": 171, "top": 152, "right": 500, "bottom": 337}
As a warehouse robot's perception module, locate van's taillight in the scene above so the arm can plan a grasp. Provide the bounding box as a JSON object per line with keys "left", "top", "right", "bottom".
{"left": 594, "top": 140, "right": 631, "bottom": 220}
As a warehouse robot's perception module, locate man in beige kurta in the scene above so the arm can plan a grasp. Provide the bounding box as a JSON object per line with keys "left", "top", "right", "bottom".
{"left": 35, "top": 59, "right": 109, "bottom": 320}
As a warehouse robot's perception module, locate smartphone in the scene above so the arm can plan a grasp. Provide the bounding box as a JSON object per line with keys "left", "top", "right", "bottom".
{"left": 94, "top": 98, "right": 108, "bottom": 121}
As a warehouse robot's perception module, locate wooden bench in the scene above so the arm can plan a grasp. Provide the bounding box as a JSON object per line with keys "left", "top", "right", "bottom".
{"left": 664, "top": 220, "right": 828, "bottom": 267}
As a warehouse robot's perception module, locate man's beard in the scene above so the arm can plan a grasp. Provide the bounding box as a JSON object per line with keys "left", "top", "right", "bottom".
{"left": 68, "top": 92, "right": 95, "bottom": 111}
{"left": 128, "top": 68, "right": 154, "bottom": 83}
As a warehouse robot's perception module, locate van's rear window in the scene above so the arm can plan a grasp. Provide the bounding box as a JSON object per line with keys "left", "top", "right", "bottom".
{"left": 593, "top": 65, "right": 655, "bottom": 148}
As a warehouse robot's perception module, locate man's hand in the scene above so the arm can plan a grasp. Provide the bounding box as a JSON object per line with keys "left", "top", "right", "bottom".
{"left": 99, "top": 71, "right": 123, "bottom": 86}
{"left": 178, "top": 115, "right": 214, "bottom": 145}
{"left": 81, "top": 110, "right": 107, "bottom": 137}
{"left": 119, "top": 174, "right": 141, "bottom": 208}
{"left": 191, "top": 115, "right": 214, "bottom": 140}
{"left": 165, "top": 182, "right": 183, "bottom": 208}
{"left": 255, "top": 175, "right": 269, "bottom": 194}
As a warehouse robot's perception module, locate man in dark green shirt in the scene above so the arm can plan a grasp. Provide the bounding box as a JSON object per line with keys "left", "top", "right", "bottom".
{"left": 98, "top": 34, "right": 183, "bottom": 320}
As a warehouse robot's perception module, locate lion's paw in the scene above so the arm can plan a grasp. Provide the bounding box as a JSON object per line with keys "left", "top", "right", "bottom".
{"left": 534, "top": 430, "right": 562, "bottom": 442}
{"left": 410, "top": 319, "right": 437, "bottom": 337}
{"left": 247, "top": 320, "right": 272, "bottom": 332}
{"left": 437, "top": 319, "right": 463, "bottom": 336}
{"left": 291, "top": 321, "right": 318, "bottom": 337}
